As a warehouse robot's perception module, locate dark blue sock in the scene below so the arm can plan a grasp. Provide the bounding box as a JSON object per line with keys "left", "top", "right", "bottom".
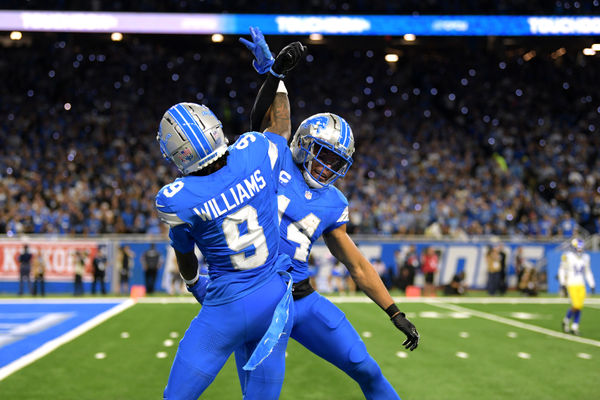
{"left": 573, "top": 310, "right": 581, "bottom": 324}
{"left": 566, "top": 309, "right": 573, "bottom": 319}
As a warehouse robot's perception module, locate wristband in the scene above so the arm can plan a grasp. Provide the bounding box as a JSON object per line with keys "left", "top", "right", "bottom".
{"left": 269, "top": 67, "right": 285, "bottom": 79}
{"left": 182, "top": 269, "right": 199, "bottom": 286}
{"left": 385, "top": 303, "right": 403, "bottom": 319}
{"left": 276, "top": 81, "right": 288, "bottom": 94}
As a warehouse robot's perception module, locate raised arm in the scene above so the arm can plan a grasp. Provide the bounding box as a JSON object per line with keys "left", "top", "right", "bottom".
{"left": 240, "top": 27, "right": 305, "bottom": 138}
{"left": 251, "top": 74, "right": 291, "bottom": 138}
{"left": 323, "top": 224, "right": 420, "bottom": 351}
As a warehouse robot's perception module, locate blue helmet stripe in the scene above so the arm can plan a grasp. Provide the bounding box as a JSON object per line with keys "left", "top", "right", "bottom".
{"left": 339, "top": 118, "right": 350, "bottom": 149}
{"left": 177, "top": 104, "right": 214, "bottom": 156}
{"left": 168, "top": 105, "right": 209, "bottom": 158}
{"left": 168, "top": 107, "right": 207, "bottom": 158}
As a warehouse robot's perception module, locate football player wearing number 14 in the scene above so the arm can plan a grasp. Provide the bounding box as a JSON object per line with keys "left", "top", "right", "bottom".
{"left": 237, "top": 28, "right": 420, "bottom": 399}
{"left": 154, "top": 42, "right": 306, "bottom": 400}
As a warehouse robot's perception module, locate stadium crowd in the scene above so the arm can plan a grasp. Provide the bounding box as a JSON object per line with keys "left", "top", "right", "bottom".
{"left": 1, "top": 34, "right": 599, "bottom": 237}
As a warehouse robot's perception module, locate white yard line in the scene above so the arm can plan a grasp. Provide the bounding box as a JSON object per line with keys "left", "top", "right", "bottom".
{"left": 430, "top": 302, "right": 600, "bottom": 348}
{"left": 0, "top": 299, "right": 135, "bottom": 381}
{"left": 0, "top": 297, "right": 130, "bottom": 304}
{"left": 133, "top": 295, "right": 600, "bottom": 305}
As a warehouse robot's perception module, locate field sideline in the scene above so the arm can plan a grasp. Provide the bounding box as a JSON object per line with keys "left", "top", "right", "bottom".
{"left": 0, "top": 295, "right": 599, "bottom": 399}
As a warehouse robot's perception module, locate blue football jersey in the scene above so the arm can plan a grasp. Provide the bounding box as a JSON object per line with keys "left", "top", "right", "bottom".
{"left": 156, "top": 132, "right": 285, "bottom": 305}
{"left": 264, "top": 132, "right": 349, "bottom": 283}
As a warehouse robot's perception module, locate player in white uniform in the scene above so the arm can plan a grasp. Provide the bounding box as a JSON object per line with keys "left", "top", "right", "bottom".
{"left": 558, "top": 238, "right": 595, "bottom": 335}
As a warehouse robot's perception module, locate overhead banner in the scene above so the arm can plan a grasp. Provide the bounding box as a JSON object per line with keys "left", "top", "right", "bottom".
{"left": 1, "top": 11, "right": 600, "bottom": 36}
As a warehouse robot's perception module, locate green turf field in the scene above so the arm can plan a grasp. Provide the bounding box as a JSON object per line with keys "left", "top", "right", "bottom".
{"left": 1, "top": 296, "right": 599, "bottom": 400}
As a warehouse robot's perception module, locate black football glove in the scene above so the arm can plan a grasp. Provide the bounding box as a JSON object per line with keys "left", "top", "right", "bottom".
{"left": 270, "top": 41, "right": 306, "bottom": 79}
{"left": 591, "top": 286, "right": 595, "bottom": 295}
{"left": 386, "top": 304, "right": 419, "bottom": 351}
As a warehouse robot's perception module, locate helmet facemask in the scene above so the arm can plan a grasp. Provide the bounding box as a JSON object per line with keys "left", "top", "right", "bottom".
{"left": 298, "top": 136, "right": 353, "bottom": 188}
{"left": 291, "top": 113, "right": 355, "bottom": 189}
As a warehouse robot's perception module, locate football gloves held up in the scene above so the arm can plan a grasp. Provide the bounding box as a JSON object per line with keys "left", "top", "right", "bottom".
{"left": 239, "top": 26, "right": 274, "bottom": 74}
{"left": 240, "top": 26, "right": 306, "bottom": 79}
{"left": 270, "top": 41, "right": 306, "bottom": 79}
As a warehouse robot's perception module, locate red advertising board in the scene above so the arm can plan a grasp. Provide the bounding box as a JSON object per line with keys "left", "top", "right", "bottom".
{"left": 0, "top": 241, "right": 99, "bottom": 282}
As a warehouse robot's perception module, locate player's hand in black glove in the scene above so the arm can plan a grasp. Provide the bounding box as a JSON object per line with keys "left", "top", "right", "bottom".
{"left": 386, "top": 304, "right": 419, "bottom": 351}
{"left": 270, "top": 41, "right": 306, "bottom": 79}
{"left": 592, "top": 286, "right": 595, "bottom": 295}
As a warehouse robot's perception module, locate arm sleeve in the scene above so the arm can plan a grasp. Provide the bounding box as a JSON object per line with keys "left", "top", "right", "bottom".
{"left": 251, "top": 73, "right": 280, "bottom": 132}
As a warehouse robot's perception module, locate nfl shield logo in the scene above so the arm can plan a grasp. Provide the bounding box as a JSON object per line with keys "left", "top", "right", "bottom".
{"left": 305, "top": 191, "right": 312, "bottom": 200}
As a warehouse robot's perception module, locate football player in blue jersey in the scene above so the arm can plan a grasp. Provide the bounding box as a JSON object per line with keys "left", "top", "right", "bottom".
{"left": 155, "top": 41, "right": 306, "bottom": 400}
{"left": 236, "top": 28, "right": 419, "bottom": 399}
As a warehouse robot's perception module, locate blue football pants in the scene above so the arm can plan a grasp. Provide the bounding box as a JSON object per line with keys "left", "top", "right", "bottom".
{"left": 235, "top": 291, "right": 401, "bottom": 400}
{"left": 164, "top": 273, "right": 294, "bottom": 400}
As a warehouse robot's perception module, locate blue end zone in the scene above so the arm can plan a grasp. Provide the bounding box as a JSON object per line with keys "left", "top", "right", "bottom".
{"left": 0, "top": 300, "right": 125, "bottom": 369}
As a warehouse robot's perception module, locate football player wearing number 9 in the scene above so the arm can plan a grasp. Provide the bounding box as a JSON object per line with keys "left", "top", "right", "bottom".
{"left": 235, "top": 28, "right": 420, "bottom": 399}
{"left": 155, "top": 42, "right": 304, "bottom": 400}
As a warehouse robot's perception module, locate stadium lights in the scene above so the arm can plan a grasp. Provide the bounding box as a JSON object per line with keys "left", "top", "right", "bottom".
{"left": 592, "top": 43, "right": 600, "bottom": 51}
{"left": 111, "top": 32, "right": 123, "bottom": 41}
{"left": 9, "top": 31, "right": 22, "bottom": 40}
{"left": 582, "top": 48, "right": 596, "bottom": 56}
{"left": 309, "top": 33, "right": 323, "bottom": 42}
{"left": 523, "top": 50, "right": 536, "bottom": 61}
{"left": 211, "top": 33, "right": 224, "bottom": 42}
{"left": 385, "top": 53, "right": 399, "bottom": 63}
{"left": 403, "top": 33, "right": 416, "bottom": 41}
{"left": 551, "top": 47, "right": 566, "bottom": 59}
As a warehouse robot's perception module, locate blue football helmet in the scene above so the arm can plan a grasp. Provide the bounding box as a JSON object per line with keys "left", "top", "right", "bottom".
{"left": 571, "top": 238, "right": 584, "bottom": 253}
{"left": 290, "top": 113, "right": 355, "bottom": 188}
{"left": 157, "top": 102, "right": 229, "bottom": 174}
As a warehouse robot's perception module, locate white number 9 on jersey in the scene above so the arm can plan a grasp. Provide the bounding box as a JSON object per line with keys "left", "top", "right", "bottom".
{"left": 222, "top": 205, "right": 269, "bottom": 269}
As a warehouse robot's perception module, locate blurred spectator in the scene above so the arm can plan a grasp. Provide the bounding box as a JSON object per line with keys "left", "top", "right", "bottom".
{"left": 32, "top": 252, "right": 45, "bottom": 296}
{"left": 18, "top": 245, "right": 32, "bottom": 295}
{"left": 92, "top": 246, "right": 107, "bottom": 294}
{"left": 395, "top": 247, "right": 419, "bottom": 291}
{"left": 73, "top": 250, "right": 86, "bottom": 296}
{"left": 444, "top": 271, "right": 466, "bottom": 296}
{"left": 117, "top": 245, "right": 134, "bottom": 294}
{"left": 498, "top": 244, "right": 508, "bottom": 295}
{"left": 371, "top": 258, "right": 389, "bottom": 289}
{"left": 518, "top": 266, "right": 539, "bottom": 296}
{"left": 142, "top": 243, "right": 162, "bottom": 294}
{"left": 164, "top": 249, "right": 184, "bottom": 295}
{"left": 486, "top": 246, "right": 502, "bottom": 295}
{"left": 421, "top": 247, "right": 439, "bottom": 296}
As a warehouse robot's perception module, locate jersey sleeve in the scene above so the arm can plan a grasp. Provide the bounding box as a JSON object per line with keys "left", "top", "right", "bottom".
{"left": 263, "top": 131, "right": 292, "bottom": 182}
{"left": 323, "top": 188, "right": 350, "bottom": 234}
{"left": 155, "top": 183, "right": 187, "bottom": 227}
{"left": 169, "top": 225, "right": 195, "bottom": 254}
